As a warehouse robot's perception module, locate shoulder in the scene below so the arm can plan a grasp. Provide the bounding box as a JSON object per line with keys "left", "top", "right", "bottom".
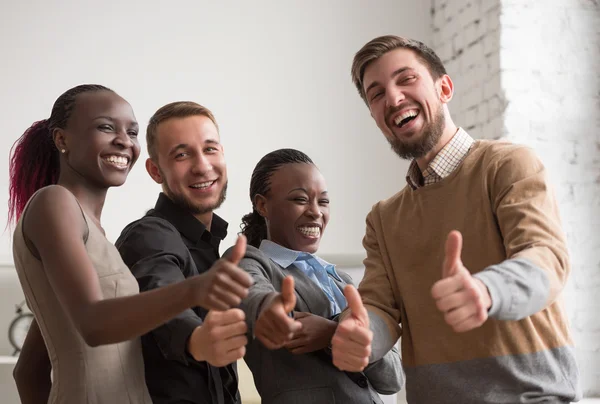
{"left": 115, "top": 214, "right": 184, "bottom": 257}
{"left": 224, "top": 244, "right": 276, "bottom": 273}
{"left": 336, "top": 269, "right": 354, "bottom": 286}
{"left": 27, "top": 185, "right": 80, "bottom": 216}
{"left": 476, "top": 140, "right": 542, "bottom": 172}
{"left": 24, "top": 185, "right": 86, "bottom": 238}
{"left": 365, "top": 186, "right": 409, "bottom": 226}
{"left": 474, "top": 140, "right": 545, "bottom": 189}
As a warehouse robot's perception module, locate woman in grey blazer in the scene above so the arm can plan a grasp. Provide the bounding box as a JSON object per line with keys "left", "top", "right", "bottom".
{"left": 229, "top": 149, "right": 403, "bottom": 404}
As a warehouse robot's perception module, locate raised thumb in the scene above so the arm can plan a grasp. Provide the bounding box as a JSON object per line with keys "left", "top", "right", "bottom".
{"left": 442, "top": 230, "right": 463, "bottom": 278}
{"left": 344, "top": 285, "right": 368, "bottom": 326}
{"left": 281, "top": 275, "right": 296, "bottom": 312}
{"left": 226, "top": 234, "right": 247, "bottom": 265}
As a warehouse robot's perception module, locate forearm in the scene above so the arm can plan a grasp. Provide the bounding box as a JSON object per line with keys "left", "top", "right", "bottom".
{"left": 241, "top": 289, "right": 278, "bottom": 338}
{"left": 78, "top": 277, "right": 198, "bottom": 346}
{"left": 474, "top": 257, "right": 551, "bottom": 321}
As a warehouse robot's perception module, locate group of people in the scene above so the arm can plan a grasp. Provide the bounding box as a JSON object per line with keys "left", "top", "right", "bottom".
{"left": 8, "top": 35, "right": 580, "bottom": 404}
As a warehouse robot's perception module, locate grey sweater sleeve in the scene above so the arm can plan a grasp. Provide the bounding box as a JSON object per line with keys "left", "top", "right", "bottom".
{"left": 474, "top": 257, "right": 550, "bottom": 321}
{"left": 363, "top": 344, "right": 404, "bottom": 395}
{"left": 368, "top": 310, "right": 401, "bottom": 362}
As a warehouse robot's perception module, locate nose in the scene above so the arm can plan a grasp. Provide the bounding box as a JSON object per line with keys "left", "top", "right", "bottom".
{"left": 305, "top": 200, "right": 323, "bottom": 219}
{"left": 191, "top": 153, "right": 213, "bottom": 175}
{"left": 113, "top": 130, "right": 134, "bottom": 149}
{"left": 385, "top": 86, "right": 405, "bottom": 108}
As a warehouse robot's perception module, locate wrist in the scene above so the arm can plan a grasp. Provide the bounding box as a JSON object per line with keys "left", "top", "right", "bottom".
{"left": 187, "top": 325, "right": 206, "bottom": 362}
{"left": 474, "top": 278, "right": 492, "bottom": 311}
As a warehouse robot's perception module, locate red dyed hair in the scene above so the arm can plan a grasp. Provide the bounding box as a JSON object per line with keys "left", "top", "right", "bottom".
{"left": 8, "top": 84, "right": 112, "bottom": 223}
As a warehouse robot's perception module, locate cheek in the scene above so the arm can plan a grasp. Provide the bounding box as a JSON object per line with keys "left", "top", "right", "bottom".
{"left": 322, "top": 211, "right": 331, "bottom": 228}
{"left": 372, "top": 107, "right": 389, "bottom": 130}
{"left": 214, "top": 156, "right": 227, "bottom": 176}
{"left": 131, "top": 142, "right": 141, "bottom": 164}
{"left": 163, "top": 165, "right": 185, "bottom": 188}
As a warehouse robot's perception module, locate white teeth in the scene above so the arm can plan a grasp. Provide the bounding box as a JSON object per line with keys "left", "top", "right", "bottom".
{"left": 190, "top": 181, "right": 214, "bottom": 189}
{"left": 104, "top": 155, "right": 128, "bottom": 167}
{"left": 298, "top": 226, "right": 321, "bottom": 237}
{"left": 394, "top": 110, "right": 418, "bottom": 126}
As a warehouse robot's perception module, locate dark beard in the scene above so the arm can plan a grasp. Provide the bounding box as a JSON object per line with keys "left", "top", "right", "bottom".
{"left": 163, "top": 178, "right": 228, "bottom": 215}
{"left": 388, "top": 105, "right": 445, "bottom": 160}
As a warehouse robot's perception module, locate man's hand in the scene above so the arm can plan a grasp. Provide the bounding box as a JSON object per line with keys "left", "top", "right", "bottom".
{"left": 187, "top": 309, "right": 248, "bottom": 367}
{"left": 331, "top": 285, "right": 372, "bottom": 372}
{"left": 194, "top": 235, "right": 253, "bottom": 311}
{"left": 283, "top": 312, "right": 337, "bottom": 355}
{"left": 431, "top": 230, "right": 492, "bottom": 333}
{"left": 254, "top": 276, "right": 302, "bottom": 349}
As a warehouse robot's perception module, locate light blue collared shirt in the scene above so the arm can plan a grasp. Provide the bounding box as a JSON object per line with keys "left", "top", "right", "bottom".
{"left": 259, "top": 240, "right": 347, "bottom": 316}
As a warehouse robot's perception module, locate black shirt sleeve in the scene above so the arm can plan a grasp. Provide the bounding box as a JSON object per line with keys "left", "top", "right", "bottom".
{"left": 116, "top": 216, "right": 202, "bottom": 365}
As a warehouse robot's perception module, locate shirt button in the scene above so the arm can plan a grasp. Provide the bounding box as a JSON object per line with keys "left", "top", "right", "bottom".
{"left": 357, "top": 376, "right": 368, "bottom": 388}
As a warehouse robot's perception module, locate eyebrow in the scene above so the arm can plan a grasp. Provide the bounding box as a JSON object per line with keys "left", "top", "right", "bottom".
{"left": 287, "top": 188, "right": 328, "bottom": 195}
{"left": 93, "top": 116, "right": 139, "bottom": 128}
{"left": 168, "top": 139, "right": 221, "bottom": 155}
{"left": 364, "top": 66, "right": 414, "bottom": 96}
{"left": 168, "top": 144, "right": 189, "bottom": 156}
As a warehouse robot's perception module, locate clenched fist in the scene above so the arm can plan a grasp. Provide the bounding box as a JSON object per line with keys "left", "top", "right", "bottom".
{"left": 187, "top": 308, "right": 248, "bottom": 367}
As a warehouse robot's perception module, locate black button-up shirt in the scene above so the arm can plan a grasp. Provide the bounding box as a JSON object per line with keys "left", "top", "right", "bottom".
{"left": 116, "top": 193, "right": 240, "bottom": 404}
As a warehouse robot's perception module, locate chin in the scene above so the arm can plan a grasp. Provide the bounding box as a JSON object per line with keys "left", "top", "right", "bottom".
{"left": 104, "top": 176, "right": 128, "bottom": 188}
{"left": 301, "top": 241, "right": 320, "bottom": 254}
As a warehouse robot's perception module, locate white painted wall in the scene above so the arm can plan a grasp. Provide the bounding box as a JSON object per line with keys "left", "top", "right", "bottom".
{"left": 0, "top": 1, "right": 430, "bottom": 403}
{"left": 0, "top": 0, "right": 427, "bottom": 264}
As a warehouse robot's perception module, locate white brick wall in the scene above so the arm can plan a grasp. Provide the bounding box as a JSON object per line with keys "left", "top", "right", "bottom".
{"left": 432, "top": 0, "right": 600, "bottom": 396}
{"left": 432, "top": 0, "right": 504, "bottom": 140}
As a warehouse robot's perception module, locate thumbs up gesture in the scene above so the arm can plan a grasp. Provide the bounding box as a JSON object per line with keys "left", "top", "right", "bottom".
{"left": 255, "top": 276, "right": 303, "bottom": 349}
{"left": 431, "top": 231, "right": 492, "bottom": 333}
{"left": 331, "top": 285, "right": 373, "bottom": 372}
{"left": 194, "top": 235, "right": 253, "bottom": 311}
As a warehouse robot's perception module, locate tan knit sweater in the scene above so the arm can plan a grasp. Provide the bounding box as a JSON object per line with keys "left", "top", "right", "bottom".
{"left": 359, "top": 140, "right": 579, "bottom": 403}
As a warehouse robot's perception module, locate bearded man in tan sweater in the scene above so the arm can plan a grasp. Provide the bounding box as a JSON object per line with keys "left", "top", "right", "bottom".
{"left": 330, "top": 35, "right": 581, "bottom": 404}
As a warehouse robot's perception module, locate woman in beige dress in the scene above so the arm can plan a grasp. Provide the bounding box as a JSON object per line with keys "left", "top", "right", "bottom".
{"left": 9, "top": 84, "right": 252, "bottom": 404}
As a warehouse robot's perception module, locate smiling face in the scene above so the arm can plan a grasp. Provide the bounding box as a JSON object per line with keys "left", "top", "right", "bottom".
{"left": 256, "top": 163, "right": 329, "bottom": 254}
{"left": 146, "top": 115, "right": 227, "bottom": 217}
{"left": 363, "top": 48, "right": 451, "bottom": 159}
{"left": 55, "top": 90, "right": 140, "bottom": 188}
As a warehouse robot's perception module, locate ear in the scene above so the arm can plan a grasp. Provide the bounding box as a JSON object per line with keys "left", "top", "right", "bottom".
{"left": 53, "top": 128, "right": 68, "bottom": 152}
{"left": 145, "top": 158, "right": 163, "bottom": 184}
{"left": 254, "top": 194, "right": 268, "bottom": 217}
{"left": 438, "top": 74, "right": 454, "bottom": 104}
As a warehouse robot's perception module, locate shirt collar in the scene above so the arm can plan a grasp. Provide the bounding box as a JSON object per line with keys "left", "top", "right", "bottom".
{"left": 152, "top": 192, "right": 228, "bottom": 244}
{"left": 406, "top": 127, "right": 474, "bottom": 190}
{"left": 258, "top": 239, "right": 341, "bottom": 281}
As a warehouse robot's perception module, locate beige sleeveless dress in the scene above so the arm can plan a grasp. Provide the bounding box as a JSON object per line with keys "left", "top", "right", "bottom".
{"left": 12, "top": 187, "right": 152, "bottom": 404}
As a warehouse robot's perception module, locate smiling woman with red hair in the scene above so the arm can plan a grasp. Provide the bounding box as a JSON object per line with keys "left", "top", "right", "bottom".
{"left": 8, "top": 84, "right": 251, "bottom": 404}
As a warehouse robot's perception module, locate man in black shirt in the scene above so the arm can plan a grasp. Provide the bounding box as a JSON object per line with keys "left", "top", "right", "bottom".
{"left": 116, "top": 101, "right": 247, "bottom": 404}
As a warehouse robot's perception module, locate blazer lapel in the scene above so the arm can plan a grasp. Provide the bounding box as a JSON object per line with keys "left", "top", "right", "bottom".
{"left": 285, "top": 264, "right": 332, "bottom": 318}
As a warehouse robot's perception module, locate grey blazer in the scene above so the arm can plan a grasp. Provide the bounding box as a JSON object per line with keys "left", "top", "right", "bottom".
{"left": 230, "top": 245, "right": 403, "bottom": 404}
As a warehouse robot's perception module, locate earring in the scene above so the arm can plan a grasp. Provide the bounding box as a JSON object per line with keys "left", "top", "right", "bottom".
{"left": 61, "top": 149, "right": 66, "bottom": 154}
